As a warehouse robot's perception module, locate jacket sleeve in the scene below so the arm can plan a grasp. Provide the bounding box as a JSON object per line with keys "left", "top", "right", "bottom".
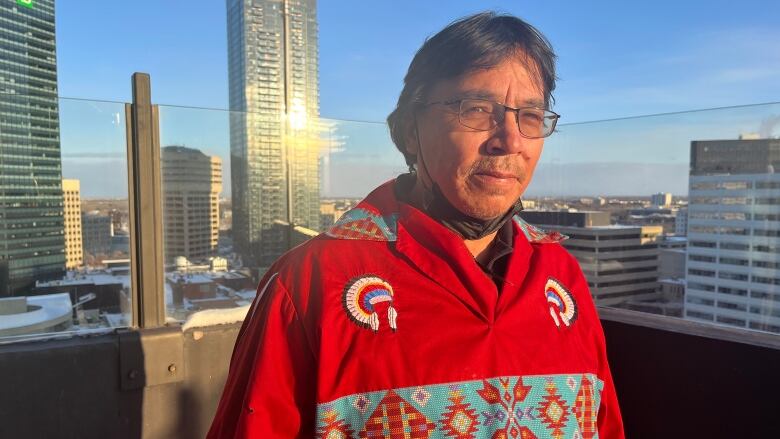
{"left": 207, "top": 271, "right": 317, "bottom": 438}
{"left": 568, "top": 251, "right": 626, "bottom": 439}
{"left": 593, "top": 310, "right": 625, "bottom": 439}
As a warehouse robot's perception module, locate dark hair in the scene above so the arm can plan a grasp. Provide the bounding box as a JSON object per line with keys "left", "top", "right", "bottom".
{"left": 387, "top": 11, "right": 558, "bottom": 167}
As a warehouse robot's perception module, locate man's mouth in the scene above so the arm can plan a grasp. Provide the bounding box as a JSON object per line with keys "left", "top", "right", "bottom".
{"left": 474, "top": 170, "right": 518, "bottom": 180}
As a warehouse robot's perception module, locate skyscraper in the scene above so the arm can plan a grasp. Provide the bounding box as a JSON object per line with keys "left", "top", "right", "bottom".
{"left": 161, "top": 146, "right": 222, "bottom": 263}
{"left": 685, "top": 138, "right": 780, "bottom": 333}
{"left": 0, "top": 0, "right": 65, "bottom": 295}
{"left": 62, "top": 179, "right": 83, "bottom": 269}
{"left": 226, "top": 0, "right": 320, "bottom": 268}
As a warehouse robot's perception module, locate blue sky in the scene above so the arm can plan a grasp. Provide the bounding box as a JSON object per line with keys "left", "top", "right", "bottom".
{"left": 54, "top": 1, "right": 780, "bottom": 197}
{"left": 56, "top": 0, "right": 780, "bottom": 123}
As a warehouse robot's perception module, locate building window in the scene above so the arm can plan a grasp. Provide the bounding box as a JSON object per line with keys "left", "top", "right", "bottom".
{"left": 753, "top": 276, "right": 780, "bottom": 286}
{"left": 717, "top": 301, "right": 747, "bottom": 311}
{"left": 718, "top": 271, "right": 749, "bottom": 281}
{"left": 687, "top": 296, "right": 714, "bottom": 306}
{"left": 755, "top": 181, "right": 780, "bottom": 190}
{"left": 686, "top": 310, "right": 714, "bottom": 321}
{"left": 750, "top": 290, "right": 780, "bottom": 301}
{"left": 718, "top": 286, "right": 748, "bottom": 297}
{"left": 719, "top": 257, "right": 749, "bottom": 266}
{"left": 753, "top": 260, "right": 780, "bottom": 269}
{"left": 716, "top": 315, "right": 746, "bottom": 327}
{"left": 721, "top": 242, "right": 750, "bottom": 251}
{"left": 689, "top": 268, "right": 716, "bottom": 277}
{"left": 749, "top": 321, "right": 780, "bottom": 333}
{"left": 688, "top": 282, "right": 716, "bottom": 292}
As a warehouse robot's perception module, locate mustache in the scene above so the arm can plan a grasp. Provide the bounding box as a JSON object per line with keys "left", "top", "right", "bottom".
{"left": 468, "top": 158, "right": 524, "bottom": 179}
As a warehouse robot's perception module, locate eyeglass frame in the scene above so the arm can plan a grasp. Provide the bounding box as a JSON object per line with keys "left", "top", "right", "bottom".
{"left": 419, "top": 98, "right": 560, "bottom": 139}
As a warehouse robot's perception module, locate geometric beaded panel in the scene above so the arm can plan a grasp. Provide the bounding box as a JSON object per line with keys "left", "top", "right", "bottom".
{"left": 316, "top": 373, "right": 603, "bottom": 438}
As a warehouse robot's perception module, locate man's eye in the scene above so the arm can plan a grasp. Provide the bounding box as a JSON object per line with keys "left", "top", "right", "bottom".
{"left": 520, "top": 111, "right": 544, "bottom": 122}
{"left": 461, "top": 103, "right": 493, "bottom": 114}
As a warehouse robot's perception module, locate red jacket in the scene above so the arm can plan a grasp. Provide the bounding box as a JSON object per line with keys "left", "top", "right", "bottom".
{"left": 208, "top": 181, "right": 625, "bottom": 438}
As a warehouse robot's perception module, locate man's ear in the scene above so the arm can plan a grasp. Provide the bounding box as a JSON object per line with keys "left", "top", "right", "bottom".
{"left": 403, "top": 119, "right": 420, "bottom": 157}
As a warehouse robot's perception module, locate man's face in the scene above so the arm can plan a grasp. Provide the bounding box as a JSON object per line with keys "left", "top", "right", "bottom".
{"left": 408, "top": 59, "right": 546, "bottom": 220}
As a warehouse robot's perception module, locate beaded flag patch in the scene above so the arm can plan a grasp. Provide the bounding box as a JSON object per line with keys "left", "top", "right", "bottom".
{"left": 514, "top": 216, "right": 568, "bottom": 244}
{"left": 545, "top": 277, "right": 578, "bottom": 328}
{"left": 342, "top": 275, "right": 398, "bottom": 332}
{"left": 326, "top": 208, "right": 398, "bottom": 242}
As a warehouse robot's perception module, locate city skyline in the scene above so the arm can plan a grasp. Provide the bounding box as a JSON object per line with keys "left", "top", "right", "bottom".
{"left": 46, "top": 1, "right": 780, "bottom": 199}
{"left": 60, "top": 102, "right": 780, "bottom": 199}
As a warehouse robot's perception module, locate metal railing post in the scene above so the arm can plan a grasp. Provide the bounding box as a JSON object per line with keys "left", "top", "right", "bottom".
{"left": 125, "top": 72, "right": 165, "bottom": 328}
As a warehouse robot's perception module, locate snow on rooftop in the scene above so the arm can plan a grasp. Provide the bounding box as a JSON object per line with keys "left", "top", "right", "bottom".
{"left": 181, "top": 305, "right": 250, "bottom": 331}
{"left": 38, "top": 273, "right": 131, "bottom": 289}
{"left": 234, "top": 289, "right": 257, "bottom": 301}
{"left": 166, "top": 274, "right": 214, "bottom": 284}
{"left": 0, "top": 293, "right": 72, "bottom": 335}
{"left": 207, "top": 271, "right": 247, "bottom": 280}
{"left": 659, "top": 278, "right": 687, "bottom": 285}
{"left": 104, "top": 313, "right": 129, "bottom": 328}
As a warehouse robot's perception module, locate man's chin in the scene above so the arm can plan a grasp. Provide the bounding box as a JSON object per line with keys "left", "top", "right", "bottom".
{"left": 458, "top": 201, "right": 514, "bottom": 221}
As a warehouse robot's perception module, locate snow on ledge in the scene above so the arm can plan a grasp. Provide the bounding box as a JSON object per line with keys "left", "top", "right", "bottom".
{"left": 181, "top": 305, "right": 250, "bottom": 332}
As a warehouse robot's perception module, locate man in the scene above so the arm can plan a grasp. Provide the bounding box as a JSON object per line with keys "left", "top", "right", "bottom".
{"left": 209, "top": 12, "right": 624, "bottom": 438}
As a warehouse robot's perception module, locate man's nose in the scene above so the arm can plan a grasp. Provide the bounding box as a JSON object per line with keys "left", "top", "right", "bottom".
{"left": 485, "top": 110, "right": 526, "bottom": 155}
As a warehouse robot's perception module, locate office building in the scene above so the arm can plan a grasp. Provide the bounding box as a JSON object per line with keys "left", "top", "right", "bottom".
{"left": 82, "top": 212, "right": 112, "bottom": 260}
{"left": 675, "top": 207, "right": 688, "bottom": 236}
{"left": 319, "top": 199, "right": 355, "bottom": 230}
{"left": 522, "top": 211, "right": 662, "bottom": 306}
{"left": 685, "top": 138, "right": 780, "bottom": 333}
{"left": 0, "top": 0, "right": 65, "bottom": 295}
{"left": 651, "top": 192, "right": 672, "bottom": 207}
{"left": 62, "top": 179, "right": 83, "bottom": 269}
{"left": 227, "top": 0, "right": 321, "bottom": 268}
{"left": 622, "top": 207, "right": 678, "bottom": 234}
{"left": 161, "top": 146, "right": 222, "bottom": 263}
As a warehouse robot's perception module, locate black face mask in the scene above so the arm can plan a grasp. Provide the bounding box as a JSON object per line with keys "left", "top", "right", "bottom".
{"left": 396, "top": 173, "right": 524, "bottom": 240}
{"left": 424, "top": 182, "right": 524, "bottom": 240}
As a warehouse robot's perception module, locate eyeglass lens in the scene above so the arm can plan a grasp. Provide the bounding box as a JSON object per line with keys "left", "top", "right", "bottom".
{"left": 458, "top": 99, "right": 555, "bottom": 138}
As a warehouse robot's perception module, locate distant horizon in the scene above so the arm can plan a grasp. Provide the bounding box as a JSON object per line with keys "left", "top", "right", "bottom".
{"left": 60, "top": 98, "right": 780, "bottom": 199}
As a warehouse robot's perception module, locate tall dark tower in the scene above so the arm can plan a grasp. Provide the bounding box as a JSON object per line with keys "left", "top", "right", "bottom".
{"left": 226, "top": 0, "right": 320, "bottom": 269}
{"left": 0, "top": 0, "right": 65, "bottom": 295}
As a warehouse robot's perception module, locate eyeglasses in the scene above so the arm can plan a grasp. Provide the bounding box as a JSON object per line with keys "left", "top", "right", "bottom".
{"left": 423, "top": 98, "right": 560, "bottom": 138}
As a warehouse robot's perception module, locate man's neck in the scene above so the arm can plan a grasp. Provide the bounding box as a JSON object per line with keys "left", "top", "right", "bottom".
{"left": 464, "top": 232, "right": 500, "bottom": 262}
{"left": 408, "top": 179, "right": 499, "bottom": 260}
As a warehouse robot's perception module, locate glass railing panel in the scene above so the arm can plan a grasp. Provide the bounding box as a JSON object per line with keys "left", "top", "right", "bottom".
{"left": 156, "top": 100, "right": 780, "bottom": 339}
{"left": 156, "top": 106, "right": 405, "bottom": 322}
{"left": 157, "top": 105, "right": 236, "bottom": 322}
{"left": 526, "top": 102, "right": 780, "bottom": 335}
{"left": 319, "top": 117, "right": 407, "bottom": 201}
{"left": 0, "top": 96, "right": 132, "bottom": 342}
